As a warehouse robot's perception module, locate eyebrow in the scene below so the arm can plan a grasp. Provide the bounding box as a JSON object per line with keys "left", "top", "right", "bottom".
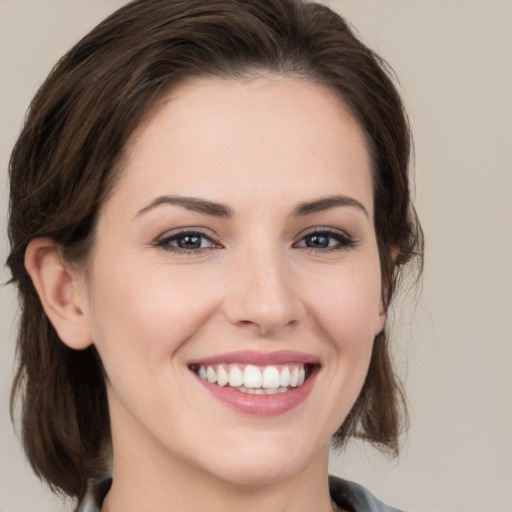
{"left": 291, "top": 195, "right": 369, "bottom": 218}
{"left": 134, "top": 193, "right": 368, "bottom": 219}
{"left": 135, "top": 195, "right": 233, "bottom": 218}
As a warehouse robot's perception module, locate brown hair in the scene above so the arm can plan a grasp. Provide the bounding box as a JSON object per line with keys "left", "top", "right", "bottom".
{"left": 7, "top": 0, "right": 423, "bottom": 502}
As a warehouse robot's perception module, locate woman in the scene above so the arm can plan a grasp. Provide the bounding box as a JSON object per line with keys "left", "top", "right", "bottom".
{"left": 7, "top": 0, "right": 422, "bottom": 511}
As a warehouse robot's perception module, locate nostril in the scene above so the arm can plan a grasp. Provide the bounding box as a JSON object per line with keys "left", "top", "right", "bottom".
{"left": 234, "top": 318, "right": 298, "bottom": 337}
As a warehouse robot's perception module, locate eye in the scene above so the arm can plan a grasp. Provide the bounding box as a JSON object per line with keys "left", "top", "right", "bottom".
{"left": 155, "top": 230, "right": 220, "bottom": 253}
{"left": 294, "top": 229, "right": 355, "bottom": 252}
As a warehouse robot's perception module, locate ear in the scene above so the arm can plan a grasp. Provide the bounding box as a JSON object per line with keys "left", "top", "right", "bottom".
{"left": 375, "top": 298, "right": 387, "bottom": 336}
{"left": 24, "top": 238, "right": 93, "bottom": 350}
{"left": 374, "top": 245, "right": 399, "bottom": 335}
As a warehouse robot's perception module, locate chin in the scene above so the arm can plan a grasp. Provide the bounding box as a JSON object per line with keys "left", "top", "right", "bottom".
{"left": 195, "top": 433, "right": 328, "bottom": 487}
{"left": 209, "top": 459, "right": 306, "bottom": 487}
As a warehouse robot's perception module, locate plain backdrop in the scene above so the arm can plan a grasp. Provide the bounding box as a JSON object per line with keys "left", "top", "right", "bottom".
{"left": 1, "top": 1, "right": 511, "bottom": 511}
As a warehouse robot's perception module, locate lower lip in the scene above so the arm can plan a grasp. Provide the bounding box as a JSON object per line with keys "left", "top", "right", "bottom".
{"left": 194, "top": 369, "right": 318, "bottom": 417}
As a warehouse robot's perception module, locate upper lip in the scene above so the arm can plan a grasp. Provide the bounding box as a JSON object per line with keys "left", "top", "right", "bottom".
{"left": 187, "top": 350, "right": 320, "bottom": 367}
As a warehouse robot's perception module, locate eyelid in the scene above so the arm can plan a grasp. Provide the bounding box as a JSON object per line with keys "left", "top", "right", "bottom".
{"left": 151, "top": 226, "right": 356, "bottom": 254}
{"left": 294, "top": 226, "right": 352, "bottom": 241}
{"left": 293, "top": 227, "right": 356, "bottom": 251}
{"left": 153, "top": 227, "right": 223, "bottom": 252}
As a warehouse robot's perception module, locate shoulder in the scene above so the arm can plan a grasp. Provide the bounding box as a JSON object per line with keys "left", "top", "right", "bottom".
{"left": 329, "top": 475, "right": 407, "bottom": 512}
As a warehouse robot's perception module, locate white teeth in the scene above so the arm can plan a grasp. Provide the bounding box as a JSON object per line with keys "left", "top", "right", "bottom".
{"left": 298, "top": 367, "right": 305, "bottom": 386}
{"left": 206, "top": 366, "right": 217, "bottom": 383}
{"left": 194, "top": 363, "right": 312, "bottom": 392}
{"left": 262, "top": 366, "right": 280, "bottom": 388}
{"left": 228, "top": 366, "right": 243, "bottom": 387}
{"left": 243, "top": 365, "right": 262, "bottom": 388}
{"left": 217, "top": 365, "right": 229, "bottom": 387}
{"left": 289, "top": 366, "right": 299, "bottom": 387}
{"left": 279, "top": 366, "right": 290, "bottom": 387}
{"left": 238, "top": 386, "right": 290, "bottom": 395}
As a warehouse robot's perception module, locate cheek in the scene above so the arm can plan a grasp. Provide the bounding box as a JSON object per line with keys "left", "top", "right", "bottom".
{"left": 295, "top": 260, "right": 383, "bottom": 435}
{"left": 85, "top": 260, "right": 218, "bottom": 376}
{"left": 302, "top": 260, "right": 383, "bottom": 350}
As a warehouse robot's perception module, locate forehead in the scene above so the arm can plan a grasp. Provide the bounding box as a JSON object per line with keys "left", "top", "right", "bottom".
{"left": 107, "top": 76, "right": 374, "bottom": 216}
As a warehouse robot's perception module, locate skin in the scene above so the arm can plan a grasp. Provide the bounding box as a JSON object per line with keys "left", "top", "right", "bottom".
{"left": 26, "top": 76, "right": 386, "bottom": 512}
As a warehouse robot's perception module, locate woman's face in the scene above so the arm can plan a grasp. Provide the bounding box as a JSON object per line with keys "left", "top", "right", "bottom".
{"left": 78, "top": 76, "right": 385, "bottom": 486}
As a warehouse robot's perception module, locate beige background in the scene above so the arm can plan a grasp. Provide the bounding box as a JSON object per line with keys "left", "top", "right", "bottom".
{"left": 1, "top": 1, "right": 511, "bottom": 511}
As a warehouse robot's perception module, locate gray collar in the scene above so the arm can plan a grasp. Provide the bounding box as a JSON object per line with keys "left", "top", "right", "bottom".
{"left": 77, "top": 475, "right": 406, "bottom": 512}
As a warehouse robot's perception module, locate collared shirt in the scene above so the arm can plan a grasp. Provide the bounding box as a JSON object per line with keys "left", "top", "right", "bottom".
{"left": 77, "top": 475, "right": 406, "bottom": 512}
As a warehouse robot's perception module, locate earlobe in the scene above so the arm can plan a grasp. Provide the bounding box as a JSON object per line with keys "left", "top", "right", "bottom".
{"left": 375, "top": 245, "right": 398, "bottom": 335}
{"left": 24, "top": 238, "right": 93, "bottom": 350}
{"left": 375, "top": 299, "right": 387, "bottom": 336}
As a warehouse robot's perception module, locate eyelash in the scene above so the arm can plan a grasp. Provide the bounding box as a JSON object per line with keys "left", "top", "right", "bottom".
{"left": 154, "top": 229, "right": 220, "bottom": 254}
{"left": 154, "top": 228, "right": 356, "bottom": 255}
{"left": 293, "top": 228, "right": 356, "bottom": 253}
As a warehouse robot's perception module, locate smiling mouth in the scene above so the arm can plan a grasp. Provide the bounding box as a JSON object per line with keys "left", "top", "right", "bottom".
{"left": 189, "top": 363, "right": 318, "bottom": 394}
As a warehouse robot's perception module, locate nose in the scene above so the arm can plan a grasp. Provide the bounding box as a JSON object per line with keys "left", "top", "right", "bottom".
{"left": 223, "top": 245, "right": 304, "bottom": 336}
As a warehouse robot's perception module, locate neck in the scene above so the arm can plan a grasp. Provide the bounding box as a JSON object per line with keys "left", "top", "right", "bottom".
{"left": 102, "top": 413, "right": 334, "bottom": 512}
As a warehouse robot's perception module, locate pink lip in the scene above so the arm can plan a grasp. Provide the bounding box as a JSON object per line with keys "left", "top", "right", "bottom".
{"left": 189, "top": 351, "right": 320, "bottom": 417}
{"left": 187, "top": 350, "right": 320, "bottom": 367}
{"left": 194, "top": 367, "right": 319, "bottom": 416}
